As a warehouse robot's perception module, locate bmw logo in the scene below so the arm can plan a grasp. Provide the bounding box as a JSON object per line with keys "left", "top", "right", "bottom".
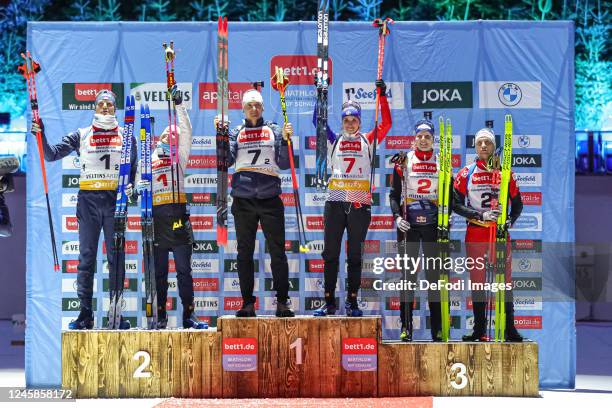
{"left": 498, "top": 83, "right": 522, "bottom": 106}
{"left": 518, "top": 135, "right": 530, "bottom": 148}
{"left": 519, "top": 259, "right": 531, "bottom": 271}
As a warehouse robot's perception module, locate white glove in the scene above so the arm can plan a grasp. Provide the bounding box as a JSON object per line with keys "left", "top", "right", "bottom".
{"left": 395, "top": 216, "right": 410, "bottom": 233}
{"left": 124, "top": 183, "right": 134, "bottom": 200}
{"left": 482, "top": 209, "right": 501, "bottom": 222}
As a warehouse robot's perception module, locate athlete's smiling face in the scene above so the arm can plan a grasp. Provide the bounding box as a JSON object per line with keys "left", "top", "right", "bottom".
{"left": 342, "top": 116, "right": 360, "bottom": 135}
{"left": 415, "top": 130, "right": 434, "bottom": 151}
{"left": 243, "top": 102, "right": 263, "bottom": 125}
{"left": 96, "top": 99, "right": 115, "bottom": 116}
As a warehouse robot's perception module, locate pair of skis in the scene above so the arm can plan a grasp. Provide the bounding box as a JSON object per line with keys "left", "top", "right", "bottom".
{"left": 271, "top": 67, "right": 309, "bottom": 253}
{"left": 18, "top": 51, "right": 60, "bottom": 271}
{"left": 162, "top": 41, "right": 181, "bottom": 205}
{"left": 108, "top": 95, "right": 136, "bottom": 329}
{"left": 437, "top": 114, "right": 453, "bottom": 342}
{"left": 140, "top": 104, "right": 157, "bottom": 329}
{"left": 314, "top": 0, "right": 330, "bottom": 191}
{"left": 216, "top": 16, "right": 229, "bottom": 247}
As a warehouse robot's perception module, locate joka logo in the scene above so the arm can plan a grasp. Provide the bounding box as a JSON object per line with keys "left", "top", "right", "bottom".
{"left": 344, "top": 82, "right": 404, "bottom": 110}
{"left": 265, "top": 278, "right": 299, "bottom": 291}
{"left": 512, "top": 278, "right": 542, "bottom": 291}
{"left": 187, "top": 155, "right": 216, "bottom": 169}
{"left": 224, "top": 297, "right": 259, "bottom": 311}
{"left": 521, "top": 192, "right": 542, "bottom": 206}
{"left": 193, "top": 240, "right": 219, "bottom": 254}
{"left": 270, "top": 55, "right": 333, "bottom": 86}
{"left": 131, "top": 82, "right": 193, "bottom": 110}
{"left": 514, "top": 316, "right": 542, "bottom": 329}
{"left": 63, "top": 298, "right": 97, "bottom": 311}
{"left": 62, "top": 175, "right": 80, "bottom": 188}
{"left": 190, "top": 215, "right": 214, "bottom": 231}
{"left": 199, "top": 82, "right": 256, "bottom": 110}
{"left": 385, "top": 136, "right": 414, "bottom": 150}
{"left": 306, "top": 259, "right": 324, "bottom": 273}
{"left": 62, "top": 260, "right": 80, "bottom": 273}
{"left": 411, "top": 81, "right": 472, "bottom": 109}
{"left": 62, "top": 83, "right": 124, "bottom": 110}
{"left": 187, "top": 193, "right": 216, "bottom": 206}
{"left": 193, "top": 278, "right": 219, "bottom": 292}
{"left": 512, "top": 154, "right": 541, "bottom": 167}
{"left": 305, "top": 297, "right": 340, "bottom": 311}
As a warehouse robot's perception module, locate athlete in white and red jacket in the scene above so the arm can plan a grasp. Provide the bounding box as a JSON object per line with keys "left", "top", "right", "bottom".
{"left": 453, "top": 127, "right": 523, "bottom": 342}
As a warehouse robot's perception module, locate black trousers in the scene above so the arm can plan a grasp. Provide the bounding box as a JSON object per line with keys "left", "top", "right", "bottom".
{"left": 231, "top": 196, "right": 289, "bottom": 303}
{"left": 322, "top": 201, "right": 371, "bottom": 299}
{"left": 76, "top": 190, "right": 124, "bottom": 311}
{"left": 397, "top": 224, "right": 441, "bottom": 336}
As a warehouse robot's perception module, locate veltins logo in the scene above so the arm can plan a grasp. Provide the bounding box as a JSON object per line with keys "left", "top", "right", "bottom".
{"left": 479, "top": 81, "right": 541, "bottom": 109}
{"left": 62, "top": 83, "right": 124, "bottom": 110}
{"left": 411, "top": 81, "right": 473, "bottom": 109}
{"left": 343, "top": 82, "right": 404, "bottom": 110}
{"left": 270, "top": 55, "right": 333, "bottom": 85}
{"left": 130, "top": 82, "right": 193, "bottom": 110}
{"left": 199, "top": 82, "right": 256, "bottom": 110}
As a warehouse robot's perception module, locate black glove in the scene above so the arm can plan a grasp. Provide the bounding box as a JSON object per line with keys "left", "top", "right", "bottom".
{"left": 502, "top": 219, "right": 512, "bottom": 233}
{"left": 31, "top": 118, "right": 44, "bottom": 138}
{"left": 375, "top": 79, "right": 387, "bottom": 95}
{"left": 171, "top": 84, "right": 183, "bottom": 105}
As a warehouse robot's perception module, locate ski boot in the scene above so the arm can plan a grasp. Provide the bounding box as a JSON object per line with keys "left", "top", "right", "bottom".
{"left": 157, "top": 307, "right": 168, "bottom": 329}
{"left": 505, "top": 302, "right": 524, "bottom": 342}
{"left": 68, "top": 308, "right": 94, "bottom": 330}
{"left": 119, "top": 317, "right": 131, "bottom": 330}
{"left": 462, "top": 301, "right": 488, "bottom": 341}
{"left": 313, "top": 303, "right": 337, "bottom": 316}
{"left": 399, "top": 322, "right": 413, "bottom": 342}
{"left": 182, "top": 304, "right": 208, "bottom": 329}
{"left": 235, "top": 301, "right": 257, "bottom": 317}
{"left": 276, "top": 299, "right": 295, "bottom": 317}
{"left": 345, "top": 299, "right": 363, "bottom": 317}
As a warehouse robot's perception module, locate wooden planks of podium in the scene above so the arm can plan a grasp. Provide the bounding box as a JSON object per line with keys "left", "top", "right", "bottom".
{"left": 61, "top": 316, "right": 538, "bottom": 398}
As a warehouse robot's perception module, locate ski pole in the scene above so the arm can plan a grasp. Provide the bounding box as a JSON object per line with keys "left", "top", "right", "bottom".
{"left": 163, "top": 41, "right": 179, "bottom": 204}
{"left": 271, "top": 66, "right": 309, "bottom": 253}
{"left": 18, "top": 51, "right": 60, "bottom": 271}
{"left": 369, "top": 17, "right": 393, "bottom": 196}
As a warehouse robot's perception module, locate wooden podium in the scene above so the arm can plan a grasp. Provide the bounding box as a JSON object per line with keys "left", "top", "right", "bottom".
{"left": 61, "top": 316, "right": 539, "bottom": 398}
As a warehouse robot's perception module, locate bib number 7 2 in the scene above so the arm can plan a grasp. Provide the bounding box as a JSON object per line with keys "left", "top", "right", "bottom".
{"left": 247, "top": 149, "right": 270, "bottom": 165}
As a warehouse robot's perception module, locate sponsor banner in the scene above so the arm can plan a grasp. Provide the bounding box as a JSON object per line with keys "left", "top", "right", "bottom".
{"left": 102, "top": 240, "right": 138, "bottom": 255}
{"left": 512, "top": 277, "right": 542, "bottom": 291}
{"left": 62, "top": 215, "right": 79, "bottom": 233}
{"left": 184, "top": 174, "right": 219, "bottom": 188}
{"left": 304, "top": 277, "right": 326, "bottom": 292}
{"left": 513, "top": 135, "right": 542, "bottom": 149}
{"left": 131, "top": 82, "right": 193, "bottom": 109}
{"left": 61, "top": 155, "right": 81, "bottom": 170}
{"left": 61, "top": 241, "right": 80, "bottom": 255}
{"left": 512, "top": 239, "right": 543, "bottom": 252}
{"left": 305, "top": 240, "right": 324, "bottom": 254}
{"left": 265, "top": 258, "right": 299, "bottom": 274}
{"left": 199, "top": 82, "right": 257, "bottom": 110}
{"left": 479, "top": 81, "right": 542, "bottom": 109}
{"left": 263, "top": 296, "right": 297, "bottom": 311}
{"left": 306, "top": 259, "right": 324, "bottom": 273}
{"left": 102, "top": 296, "right": 138, "bottom": 312}
{"left": 305, "top": 192, "right": 328, "bottom": 207}
{"left": 101, "top": 260, "right": 138, "bottom": 275}
{"left": 62, "top": 82, "right": 124, "bottom": 110}
{"left": 62, "top": 174, "right": 80, "bottom": 189}
{"left": 62, "top": 278, "right": 97, "bottom": 293}
{"left": 270, "top": 55, "right": 333, "bottom": 85}
{"left": 224, "top": 259, "right": 259, "bottom": 273}
{"left": 514, "top": 315, "right": 543, "bottom": 329}
{"left": 193, "top": 297, "right": 219, "bottom": 311}
{"left": 512, "top": 257, "right": 543, "bottom": 273}
{"left": 521, "top": 192, "right": 542, "bottom": 206}
{"left": 186, "top": 192, "right": 216, "bottom": 206}
{"left": 193, "top": 278, "right": 220, "bottom": 292}
{"left": 512, "top": 213, "right": 542, "bottom": 231}
{"left": 224, "top": 297, "right": 259, "bottom": 311}
{"left": 356, "top": 298, "right": 380, "bottom": 312}
{"left": 411, "top": 81, "right": 473, "bottom": 109}
{"left": 193, "top": 240, "right": 219, "bottom": 254}
{"left": 103, "top": 277, "right": 138, "bottom": 292}
{"left": 224, "top": 277, "right": 259, "bottom": 292}
{"left": 342, "top": 338, "right": 377, "bottom": 371}
{"left": 126, "top": 216, "right": 141, "bottom": 232}
{"left": 265, "top": 277, "right": 299, "bottom": 292}
{"left": 304, "top": 296, "right": 340, "bottom": 311}
{"left": 383, "top": 315, "right": 421, "bottom": 330}
{"left": 62, "top": 297, "right": 97, "bottom": 311}
{"left": 190, "top": 215, "right": 214, "bottom": 231}
{"left": 369, "top": 216, "right": 395, "bottom": 231}
{"left": 181, "top": 258, "right": 219, "bottom": 274}
{"left": 191, "top": 136, "right": 216, "bottom": 150}
{"left": 385, "top": 136, "right": 414, "bottom": 150}
{"left": 225, "top": 240, "right": 259, "bottom": 254}
{"left": 62, "top": 260, "right": 80, "bottom": 273}
{"left": 222, "top": 338, "right": 257, "bottom": 371}
{"left": 463, "top": 153, "right": 542, "bottom": 168}
{"left": 515, "top": 172, "right": 543, "bottom": 187}
{"left": 514, "top": 296, "right": 543, "bottom": 310}
{"left": 343, "top": 82, "right": 405, "bottom": 110}
{"left": 187, "top": 155, "right": 216, "bottom": 169}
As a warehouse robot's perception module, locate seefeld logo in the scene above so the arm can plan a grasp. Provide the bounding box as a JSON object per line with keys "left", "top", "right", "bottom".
{"left": 498, "top": 83, "right": 522, "bottom": 106}
{"left": 343, "top": 82, "right": 404, "bottom": 110}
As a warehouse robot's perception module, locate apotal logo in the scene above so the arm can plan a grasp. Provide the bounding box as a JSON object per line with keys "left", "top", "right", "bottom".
{"left": 199, "top": 82, "right": 256, "bottom": 110}
{"left": 514, "top": 316, "right": 542, "bottom": 329}
{"left": 270, "top": 55, "right": 333, "bottom": 86}
{"left": 280, "top": 193, "right": 296, "bottom": 207}
{"left": 187, "top": 155, "right": 216, "bottom": 169}
{"left": 224, "top": 297, "right": 259, "bottom": 310}
{"left": 193, "top": 278, "right": 219, "bottom": 292}
{"left": 385, "top": 136, "right": 414, "bottom": 150}
{"left": 522, "top": 192, "right": 542, "bottom": 206}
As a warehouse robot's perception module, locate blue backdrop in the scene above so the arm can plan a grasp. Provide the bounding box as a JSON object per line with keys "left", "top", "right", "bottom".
{"left": 26, "top": 21, "right": 575, "bottom": 388}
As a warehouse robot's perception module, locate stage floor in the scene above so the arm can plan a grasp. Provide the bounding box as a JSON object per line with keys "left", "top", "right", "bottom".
{"left": 1, "top": 320, "right": 611, "bottom": 406}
